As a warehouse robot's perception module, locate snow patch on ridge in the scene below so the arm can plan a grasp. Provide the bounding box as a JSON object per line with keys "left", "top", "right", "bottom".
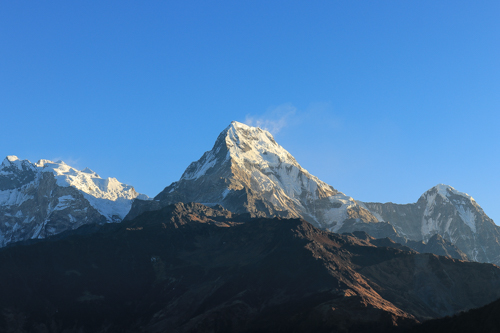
{"left": 421, "top": 191, "right": 439, "bottom": 238}
{"left": 182, "top": 152, "right": 217, "bottom": 180}
{"left": 221, "top": 188, "right": 231, "bottom": 199}
{"left": 325, "top": 193, "right": 358, "bottom": 232}
{"left": 54, "top": 195, "right": 75, "bottom": 211}
{"left": 457, "top": 205, "right": 477, "bottom": 233}
{"left": 0, "top": 188, "right": 33, "bottom": 207}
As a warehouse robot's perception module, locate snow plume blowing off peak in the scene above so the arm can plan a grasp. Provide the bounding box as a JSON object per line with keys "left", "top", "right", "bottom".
{"left": 138, "top": 121, "right": 378, "bottom": 231}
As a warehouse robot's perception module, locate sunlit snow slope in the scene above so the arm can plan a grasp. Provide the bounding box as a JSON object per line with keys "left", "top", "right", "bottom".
{"left": 0, "top": 156, "right": 148, "bottom": 246}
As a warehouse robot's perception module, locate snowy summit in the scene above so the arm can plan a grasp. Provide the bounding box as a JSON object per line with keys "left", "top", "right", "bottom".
{"left": 0, "top": 156, "right": 149, "bottom": 247}
{"left": 149, "top": 121, "right": 378, "bottom": 230}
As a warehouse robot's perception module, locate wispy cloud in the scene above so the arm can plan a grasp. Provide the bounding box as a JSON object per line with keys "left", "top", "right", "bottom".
{"left": 51, "top": 156, "right": 81, "bottom": 168}
{"left": 244, "top": 103, "right": 297, "bottom": 134}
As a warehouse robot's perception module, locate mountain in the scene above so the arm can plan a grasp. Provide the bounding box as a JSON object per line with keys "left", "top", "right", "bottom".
{"left": 0, "top": 155, "right": 148, "bottom": 247}
{"left": 126, "top": 121, "right": 478, "bottom": 262}
{"left": 2, "top": 202, "right": 500, "bottom": 332}
{"left": 361, "top": 184, "right": 500, "bottom": 265}
{"left": 128, "top": 121, "right": 378, "bottom": 231}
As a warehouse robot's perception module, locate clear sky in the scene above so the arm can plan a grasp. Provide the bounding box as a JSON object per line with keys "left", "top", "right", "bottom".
{"left": 1, "top": 2, "right": 499, "bottom": 223}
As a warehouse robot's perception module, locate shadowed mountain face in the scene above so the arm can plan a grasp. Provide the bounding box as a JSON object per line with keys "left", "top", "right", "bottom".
{"left": 361, "top": 184, "right": 500, "bottom": 265}
{"left": 2, "top": 203, "right": 500, "bottom": 333}
{"left": 348, "top": 232, "right": 469, "bottom": 262}
{"left": 404, "top": 297, "right": 500, "bottom": 333}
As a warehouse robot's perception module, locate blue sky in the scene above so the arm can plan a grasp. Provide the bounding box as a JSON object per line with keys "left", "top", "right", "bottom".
{"left": 1, "top": 1, "right": 499, "bottom": 222}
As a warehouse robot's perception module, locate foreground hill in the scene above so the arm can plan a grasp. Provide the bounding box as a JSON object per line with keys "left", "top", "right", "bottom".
{"left": 2, "top": 203, "right": 500, "bottom": 332}
{"left": 405, "top": 297, "right": 500, "bottom": 333}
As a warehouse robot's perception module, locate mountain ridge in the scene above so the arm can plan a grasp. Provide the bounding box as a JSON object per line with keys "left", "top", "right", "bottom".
{"left": 127, "top": 121, "right": 497, "bottom": 264}
{"left": 361, "top": 184, "right": 500, "bottom": 265}
{"left": 0, "top": 155, "right": 149, "bottom": 247}
{"left": 5, "top": 122, "right": 500, "bottom": 266}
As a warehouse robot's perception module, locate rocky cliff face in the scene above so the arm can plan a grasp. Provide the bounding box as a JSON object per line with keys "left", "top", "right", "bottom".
{"left": 0, "top": 156, "right": 148, "bottom": 247}
{"left": 130, "top": 121, "right": 378, "bottom": 231}
{"left": 362, "top": 184, "right": 500, "bottom": 265}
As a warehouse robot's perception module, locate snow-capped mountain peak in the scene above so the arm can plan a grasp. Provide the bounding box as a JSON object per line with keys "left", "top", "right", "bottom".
{"left": 5, "top": 155, "right": 20, "bottom": 163}
{"left": 424, "top": 184, "right": 476, "bottom": 204}
{"left": 362, "top": 184, "right": 500, "bottom": 264}
{"left": 178, "top": 121, "right": 298, "bottom": 182}
{"left": 0, "top": 156, "right": 149, "bottom": 247}
{"left": 38, "top": 158, "right": 149, "bottom": 213}
{"left": 1, "top": 155, "right": 33, "bottom": 170}
{"left": 419, "top": 184, "right": 483, "bottom": 236}
{"left": 150, "top": 121, "right": 377, "bottom": 230}
{"left": 225, "top": 121, "right": 299, "bottom": 170}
